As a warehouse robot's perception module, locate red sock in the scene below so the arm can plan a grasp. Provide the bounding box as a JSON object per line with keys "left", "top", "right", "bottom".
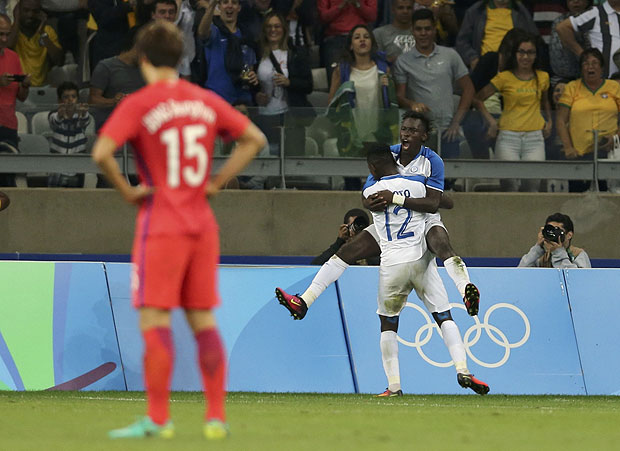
{"left": 143, "top": 327, "right": 174, "bottom": 425}
{"left": 196, "top": 327, "right": 227, "bottom": 422}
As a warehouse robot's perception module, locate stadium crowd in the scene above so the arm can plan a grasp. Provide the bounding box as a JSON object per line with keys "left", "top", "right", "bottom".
{"left": 1, "top": 0, "right": 620, "bottom": 192}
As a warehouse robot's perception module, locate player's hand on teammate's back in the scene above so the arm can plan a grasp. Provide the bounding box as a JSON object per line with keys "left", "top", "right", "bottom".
{"left": 363, "top": 193, "right": 388, "bottom": 211}
{"left": 123, "top": 185, "right": 154, "bottom": 205}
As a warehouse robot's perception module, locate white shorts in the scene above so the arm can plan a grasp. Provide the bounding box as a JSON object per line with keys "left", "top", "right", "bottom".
{"left": 376, "top": 251, "right": 450, "bottom": 317}
{"left": 365, "top": 213, "right": 447, "bottom": 243}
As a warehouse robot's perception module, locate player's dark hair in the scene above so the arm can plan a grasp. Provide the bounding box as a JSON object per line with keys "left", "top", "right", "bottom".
{"left": 343, "top": 208, "right": 369, "bottom": 225}
{"left": 135, "top": 20, "right": 183, "bottom": 68}
{"left": 366, "top": 144, "right": 397, "bottom": 175}
{"left": 546, "top": 213, "right": 574, "bottom": 233}
{"left": 401, "top": 110, "right": 430, "bottom": 133}
{"left": 57, "top": 81, "right": 79, "bottom": 100}
{"left": 412, "top": 8, "right": 435, "bottom": 26}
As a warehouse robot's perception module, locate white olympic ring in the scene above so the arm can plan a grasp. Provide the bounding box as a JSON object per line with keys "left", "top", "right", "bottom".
{"left": 396, "top": 302, "right": 530, "bottom": 368}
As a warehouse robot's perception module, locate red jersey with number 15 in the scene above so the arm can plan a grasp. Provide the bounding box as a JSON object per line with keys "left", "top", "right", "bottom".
{"left": 100, "top": 79, "right": 250, "bottom": 236}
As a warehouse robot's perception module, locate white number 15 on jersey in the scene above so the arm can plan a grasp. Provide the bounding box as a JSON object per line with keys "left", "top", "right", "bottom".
{"left": 162, "top": 124, "right": 208, "bottom": 188}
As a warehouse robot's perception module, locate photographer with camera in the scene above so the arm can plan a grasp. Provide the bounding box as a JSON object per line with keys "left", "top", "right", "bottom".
{"left": 518, "top": 212, "right": 591, "bottom": 268}
{"left": 311, "top": 208, "right": 379, "bottom": 265}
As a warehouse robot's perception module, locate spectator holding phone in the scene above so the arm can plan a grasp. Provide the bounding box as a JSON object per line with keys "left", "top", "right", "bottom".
{"left": 518, "top": 212, "right": 591, "bottom": 268}
{"left": 10, "top": 0, "right": 63, "bottom": 86}
{"left": 0, "top": 12, "right": 29, "bottom": 186}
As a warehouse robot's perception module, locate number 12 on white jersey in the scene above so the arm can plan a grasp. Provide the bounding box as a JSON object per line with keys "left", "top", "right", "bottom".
{"left": 384, "top": 206, "right": 415, "bottom": 241}
{"left": 162, "top": 124, "right": 209, "bottom": 188}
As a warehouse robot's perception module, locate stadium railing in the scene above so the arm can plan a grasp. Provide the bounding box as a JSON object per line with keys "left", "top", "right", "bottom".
{"left": 2, "top": 105, "right": 620, "bottom": 190}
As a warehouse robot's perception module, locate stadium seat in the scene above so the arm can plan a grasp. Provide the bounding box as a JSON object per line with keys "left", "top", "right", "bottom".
{"left": 16, "top": 111, "right": 28, "bottom": 133}
{"left": 18, "top": 133, "right": 51, "bottom": 186}
{"left": 18, "top": 87, "right": 58, "bottom": 110}
{"left": 312, "top": 68, "right": 328, "bottom": 92}
{"left": 46, "top": 64, "right": 79, "bottom": 86}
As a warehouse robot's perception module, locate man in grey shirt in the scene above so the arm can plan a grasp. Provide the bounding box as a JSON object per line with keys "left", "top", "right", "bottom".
{"left": 373, "top": 0, "right": 414, "bottom": 63}
{"left": 519, "top": 213, "right": 591, "bottom": 269}
{"left": 393, "top": 8, "right": 473, "bottom": 159}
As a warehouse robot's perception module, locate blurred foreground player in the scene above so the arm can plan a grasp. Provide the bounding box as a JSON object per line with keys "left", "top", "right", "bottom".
{"left": 0, "top": 191, "right": 9, "bottom": 211}
{"left": 92, "top": 20, "right": 266, "bottom": 440}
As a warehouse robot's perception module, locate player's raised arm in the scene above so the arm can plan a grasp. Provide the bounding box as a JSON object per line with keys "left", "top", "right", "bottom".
{"left": 206, "top": 122, "right": 266, "bottom": 197}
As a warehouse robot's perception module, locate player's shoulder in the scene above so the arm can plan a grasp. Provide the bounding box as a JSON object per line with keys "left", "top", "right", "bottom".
{"left": 419, "top": 145, "right": 442, "bottom": 161}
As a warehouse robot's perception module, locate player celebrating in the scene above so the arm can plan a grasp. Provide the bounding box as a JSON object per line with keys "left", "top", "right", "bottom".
{"left": 276, "top": 111, "right": 479, "bottom": 320}
{"left": 363, "top": 145, "right": 489, "bottom": 396}
{"left": 92, "top": 21, "right": 266, "bottom": 439}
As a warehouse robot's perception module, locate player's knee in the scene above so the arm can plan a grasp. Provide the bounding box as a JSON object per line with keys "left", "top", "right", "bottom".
{"left": 426, "top": 227, "right": 456, "bottom": 260}
{"left": 379, "top": 314, "right": 399, "bottom": 332}
{"left": 432, "top": 310, "right": 453, "bottom": 327}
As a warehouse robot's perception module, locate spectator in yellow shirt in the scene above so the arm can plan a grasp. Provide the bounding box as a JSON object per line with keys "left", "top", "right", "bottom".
{"left": 475, "top": 33, "right": 552, "bottom": 192}
{"left": 556, "top": 47, "right": 620, "bottom": 191}
{"left": 9, "top": 0, "right": 63, "bottom": 86}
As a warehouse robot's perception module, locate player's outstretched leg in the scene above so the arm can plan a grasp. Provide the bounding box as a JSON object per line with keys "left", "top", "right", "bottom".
{"left": 426, "top": 226, "right": 480, "bottom": 316}
{"left": 275, "top": 231, "right": 380, "bottom": 320}
{"left": 109, "top": 325, "right": 175, "bottom": 439}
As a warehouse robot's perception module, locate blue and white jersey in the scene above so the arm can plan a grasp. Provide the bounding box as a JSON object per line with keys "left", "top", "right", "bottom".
{"left": 362, "top": 174, "right": 428, "bottom": 266}
{"left": 363, "top": 144, "right": 445, "bottom": 192}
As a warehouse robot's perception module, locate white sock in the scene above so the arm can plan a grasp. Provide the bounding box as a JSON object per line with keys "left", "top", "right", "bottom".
{"left": 301, "top": 255, "right": 349, "bottom": 307}
{"left": 444, "top": 256, "right": 470, "bottom": 298}
{"left": 380, "top": 330, "right": 401, "bottom": 392}
{"left": 440, "top": 320, "right": 468, "bottom": 374}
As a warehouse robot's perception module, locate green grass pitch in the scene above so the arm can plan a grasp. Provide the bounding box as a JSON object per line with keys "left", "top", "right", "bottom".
{"left": 2, "top": 391, "right": 620, "bottom": 450}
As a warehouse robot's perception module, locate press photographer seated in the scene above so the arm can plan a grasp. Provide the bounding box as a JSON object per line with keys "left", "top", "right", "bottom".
{"left": 518, "top": 213, "right": 591, "bottom": 269}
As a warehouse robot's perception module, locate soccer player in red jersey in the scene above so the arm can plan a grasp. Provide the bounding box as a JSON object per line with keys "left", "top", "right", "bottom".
{"left": 92, "top": 20, "right": 266, "bottom": 440}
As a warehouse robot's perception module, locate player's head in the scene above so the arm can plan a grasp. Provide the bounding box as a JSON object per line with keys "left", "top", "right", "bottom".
{"left": 366, "top": 144, "right": 398, "bottom": 180}
{"left": 400, "top": 111, "right": 429, "bottom": 152}
{"left": 152, "top": 0, "right": 178, "bottom": 22}
{"left": 135, "top": 20, "right": 183, "bottom": 70}
{"left": 57, "top": 81, "right": 79, "bottom": 104}
{"left": 545, "top": 213, "right": 574, "bottom": 247}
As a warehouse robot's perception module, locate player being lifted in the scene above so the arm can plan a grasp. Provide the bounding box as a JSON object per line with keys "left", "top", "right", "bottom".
{"left": 92, "top": 21, "right": 266, "bottom": 439}
{"left": 276, "top": 111, "right": 479, "bottom": 320}
{"left": 363, "top": 144, "right": 489, "bottom": 396}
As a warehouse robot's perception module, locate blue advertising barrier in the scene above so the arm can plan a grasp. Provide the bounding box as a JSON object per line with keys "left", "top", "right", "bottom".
{"left": 563, "top": 269, "right": 620, "bottom": 395}
{"left": 2, "top": 262, "right": 619, "bottom": 395}
{"left": 105, "top": 264, "right": 355, "bottom": 393}
{"left": 338, "top": 267, "right": 585, "bottom": 395}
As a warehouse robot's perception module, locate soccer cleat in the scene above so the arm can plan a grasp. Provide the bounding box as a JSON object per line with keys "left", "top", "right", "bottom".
{"left": 375, "top": 388, "right": 403, "bottom": 397}
{"left": 204, "top": 419, "right": 229, "bottom": 440}
{"left": 275, "top": 287, "right": 308, "bottom": 320}
{"left": 463, "top": 283, "right": 480, "bottom": 316}
{"left": 108, "top": 416, "right": 175, "bottom": 439}
{"left": 457, "top": 373, "right": 490, "bottom": 395}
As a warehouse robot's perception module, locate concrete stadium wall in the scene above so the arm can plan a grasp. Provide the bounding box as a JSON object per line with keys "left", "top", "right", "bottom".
{"left": 0, "top": 189, "right": 620, "bottom": 258}
{"left": 1, "top": 262, "right": 619, "bottom": 395}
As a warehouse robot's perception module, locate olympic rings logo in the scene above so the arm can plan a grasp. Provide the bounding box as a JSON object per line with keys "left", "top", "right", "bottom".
{"left": 396, "top": 302, "right": 530, "bottom": 368}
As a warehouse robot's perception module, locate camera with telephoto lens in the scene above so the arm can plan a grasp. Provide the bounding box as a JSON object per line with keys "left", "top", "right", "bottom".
{"left": 542, "top": 224, "right": 565, "bottom": 243}
{"left": 348, "top": 216, "right": 369, "bottom": 235}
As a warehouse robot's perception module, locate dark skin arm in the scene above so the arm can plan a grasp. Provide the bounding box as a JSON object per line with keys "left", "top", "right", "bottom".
{"left": 363, "top": 189, "right": 452, "bottom": 213}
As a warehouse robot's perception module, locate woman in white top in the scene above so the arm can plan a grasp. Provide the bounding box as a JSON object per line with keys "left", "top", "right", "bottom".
{"left": 255, "top": 11, "right": 313, "bottom": 156}
{"left": 328, "top": 24, "right": 391, "bottom": 147}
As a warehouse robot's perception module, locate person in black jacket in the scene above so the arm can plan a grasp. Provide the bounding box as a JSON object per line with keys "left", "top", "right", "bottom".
{"left": 254, "top": 11, "right": 313, "bottom": 156}
{"left": 312, "top": 208, "right": 379, "bottom": 265}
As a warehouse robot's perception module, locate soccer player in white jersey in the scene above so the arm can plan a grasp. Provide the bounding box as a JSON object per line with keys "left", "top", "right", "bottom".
{"left": 275, "top": 111, "right": 479, "bottom": 321}
{"left": 363, "top": 144, "right": 489, "bottom": 396}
